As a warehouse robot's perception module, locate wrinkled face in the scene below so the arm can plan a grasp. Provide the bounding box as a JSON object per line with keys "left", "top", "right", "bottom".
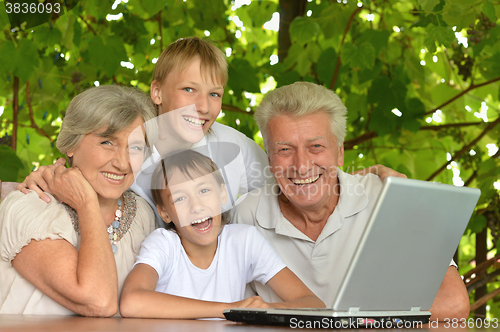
{"left": 157, "top": 167, "right": 227, "bottom": 250}
{"left": 151, "top": 57, "right": 224, "bottom": 139}
{"left": 267, "top": 112, "right": 344, "bottom": 211}
{"left": 69, "top": 117, "right": 147, "bottom": 201}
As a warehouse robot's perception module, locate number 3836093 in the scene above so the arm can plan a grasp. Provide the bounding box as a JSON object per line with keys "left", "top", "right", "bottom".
{"left": 5, "top": 2, "right": 61, "bottom": 14}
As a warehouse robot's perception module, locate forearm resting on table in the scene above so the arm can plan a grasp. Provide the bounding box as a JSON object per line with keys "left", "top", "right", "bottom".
{"left": 120, "top": 289, "right": 232, "bottom": 319}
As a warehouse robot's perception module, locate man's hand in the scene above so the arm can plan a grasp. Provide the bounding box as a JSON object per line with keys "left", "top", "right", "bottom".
{"left": 351, "top": 164, "right": 407, "bottom": 181}
{"left": 16, "top": 157, "right": 67, "bottom": 202}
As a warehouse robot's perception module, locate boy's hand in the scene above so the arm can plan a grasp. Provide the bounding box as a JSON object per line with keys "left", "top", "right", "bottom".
{"left": 17, "top": 157, "right": 67, "bottom": 202}
{"left": 234, "top": 296, "right": 272, "bottom": 309}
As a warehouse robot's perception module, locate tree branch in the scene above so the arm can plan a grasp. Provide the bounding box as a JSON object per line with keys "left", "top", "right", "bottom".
{"left": 78, "top": 15, "right": 97, "bottom": 36}
{"left": 26, "top": 81, "right": 54, "bottom": 143}
{"left": 12, "top": 77, "right": 19, "bottom": 152}
{"left": 330, "top": 6, "right": 362, "bottom": 90}
{"left": 470, "top": 284, "right": 500, "bottom": 311}
{"left": 222, "top": 103, "right": 254, "bottom": 115}
{"left": 426, "top": 117, "right": 500, "bottom": 181}
{"left": 424, "top": 76, "right": 500, "bottom": 116}
{"left": 344, "top": 130, "right": 377, "bottom": 150}
{"left": 420, "top": 121, "right": 485, "bottom": 130}
{"left": 464, "top": 253, "right": 500, "bottom": 281}
{"left": 464, "top": 148, "right": 500, "bottom": 186}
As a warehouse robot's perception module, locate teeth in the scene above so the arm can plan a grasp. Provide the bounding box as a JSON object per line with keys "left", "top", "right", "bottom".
{"left": 183, "top": 116, "right": 206, "bottom": 127}
{"left": 291, "top": 175, "right": 320, "bottom": 185}
{"left": 102, "top": 172, "right": 125, "bottom": 180}
{"left": 191, "top": 217, "right": 210, "bottom": 225}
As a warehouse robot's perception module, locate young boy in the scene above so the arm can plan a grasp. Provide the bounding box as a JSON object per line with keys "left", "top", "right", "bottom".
{"left": 119, "top": 150, "right": 325, "bottom": 319}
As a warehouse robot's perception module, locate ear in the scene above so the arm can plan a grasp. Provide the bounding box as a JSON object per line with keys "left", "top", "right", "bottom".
{"left": 338, "top": 144, "right": 345, "bottom": 167}
{"left": 150, "top": 80, "right": 162, "bottom": 105}
{"left": 156, "top": 204, "right": 171, "bottom": 223}
{"left": 220, "top": 184, "right": 228, "bottom": 205}
{"left": 67, "top": 151, "right": 74, "bottom": 158}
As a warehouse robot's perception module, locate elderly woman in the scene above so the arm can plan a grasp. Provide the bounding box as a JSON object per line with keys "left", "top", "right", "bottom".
{"left": 0, "top": 85, "right": 157, "bottom": 316}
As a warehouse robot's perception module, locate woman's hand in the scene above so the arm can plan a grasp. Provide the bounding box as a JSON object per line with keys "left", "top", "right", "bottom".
{"left": 43, "top": 165, "right": 97, "bottom": 212}
{"left": 16, "top": 157, "right": 67, "bottom": 202}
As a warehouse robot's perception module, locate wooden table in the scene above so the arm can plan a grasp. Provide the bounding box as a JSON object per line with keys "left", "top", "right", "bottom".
{"left": 0, "top": 315, "right": 498, "bottom": 331}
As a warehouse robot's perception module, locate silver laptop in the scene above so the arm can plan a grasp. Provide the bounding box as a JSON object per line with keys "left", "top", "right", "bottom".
{"left": 224, "top": 177, "right": 481, "bottom": 328}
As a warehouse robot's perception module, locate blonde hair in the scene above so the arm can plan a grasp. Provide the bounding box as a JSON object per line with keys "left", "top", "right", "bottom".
{"left": 151, "top": 150, "right": 228, "bottom": 232}
{"left": 255, "top": 82, "right": 347, "bottom": 151}
{"left": 56, "top": 85, "right": 158, "bottom": 164}
{"left": 153, "top": 37, "right": 228, "bottom": 87}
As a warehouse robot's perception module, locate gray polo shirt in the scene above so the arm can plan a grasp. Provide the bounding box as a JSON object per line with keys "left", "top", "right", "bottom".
{"left": 231, "top": 169, "right": 384, "bottom": 307}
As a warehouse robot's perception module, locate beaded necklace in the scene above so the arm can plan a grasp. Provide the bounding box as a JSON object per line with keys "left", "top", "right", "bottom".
{"left": 64, "top": 190, "right": 137, "bottom": 254}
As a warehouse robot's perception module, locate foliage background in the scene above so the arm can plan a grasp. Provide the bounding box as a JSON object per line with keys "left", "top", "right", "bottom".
{"left": 0, "top": 0, "right": 499, "bottom": 317}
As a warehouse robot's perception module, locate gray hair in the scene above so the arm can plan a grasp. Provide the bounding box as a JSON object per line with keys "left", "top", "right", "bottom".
{"left": 56, "top": 85, "right": 158, "bottom": 162}
{"left": 255, "top": 82, "right": 347, "bottom": 151}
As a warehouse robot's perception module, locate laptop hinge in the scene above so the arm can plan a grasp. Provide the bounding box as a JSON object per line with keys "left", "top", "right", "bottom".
{"left": 410, "top": 307, "right": 421, "bottom": 312}
{"left": 348, "top": 307, "right": 360, "bottom": 314}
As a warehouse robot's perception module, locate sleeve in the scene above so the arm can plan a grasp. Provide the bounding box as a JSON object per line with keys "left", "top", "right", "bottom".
{"left": 0, "top": 191, "right": 77, "bottom": 264}
{"left": 245, "top": 226, "right": 286, "bottom": 285}
{"left": 241, "top": 136, "right": 272, "bottom": 192}
{"left": 134, "top": 229, "right": 172, "bottom": 280}
{"left": 230, "top": 191, "right": 259, "bottom": 226}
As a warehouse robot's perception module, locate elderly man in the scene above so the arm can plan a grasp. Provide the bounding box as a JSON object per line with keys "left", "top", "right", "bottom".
{"left": 231, "top": 82, "right": 470, "bottom": 321}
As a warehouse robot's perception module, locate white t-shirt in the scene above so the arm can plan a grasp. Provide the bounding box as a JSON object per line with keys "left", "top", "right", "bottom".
{"left": 132, "top": 122, "right": 271, "bottom": 226}
{"left": 134, "top": 224, "right": 286, "bottom": 303}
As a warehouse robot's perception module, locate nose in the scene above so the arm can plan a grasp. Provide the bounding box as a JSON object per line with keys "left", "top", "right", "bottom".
{"left": 294, "top": 149, "right": 311, "bottom": 175}
{"left": 196, "top": 94, "right": 210, "bottom": 115}
{"left": 189, "top": 194, "right": 205, "bottom": 214}
{"left": 112, "top": 147, "right": 129, "bottom": 171}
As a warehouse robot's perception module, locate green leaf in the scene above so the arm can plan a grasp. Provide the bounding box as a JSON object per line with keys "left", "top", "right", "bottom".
{"left": 0, "top": 40, "right": 17, "bottom": 76}
{"left": 227, "top": 58, "right": 260, "bottom": 95}
{"left": 73, "top": 19, "right": 82, "bottom": 47}
{"left": 141, "top": 1, "right": 166, "bottom": 16}
{"left": 289, "top": 17, "right": 320, "bottom": 45}
{"left": 15, "top": 39, "right": 40, "bottom": 81}
{"left": 0, "top": 145, "right": 24, "bottom": 182}
{"left": 482, "top": 1, "right": 496, "bottom": 21}
{"left": 357, "top": 29, "right": 390, "bottom": 55}
{"left": 446, "top": 4, "right": 463, "bottom": 17}
{"left": 33, "top": 25, "right": 63, "bottom": 47}
{"left": 245, "top": 1, "right": 277, "bottom": 28}
{"left": 341, "top": 42, "right": 375, "bottom": 70}
{"left": 316, "top": 47, "right": 337, "bottom": 86}
{"left": 0, "top": 2, "right": 10, "bottom": 29}
{"left": 418, "top": 0, "right": 440, "bottom": 12}
{"left": 467, "top": 214, "right": 487, "bottom": 234}
{"left": 424, "top": 24, "right": 455, "bottom": 52}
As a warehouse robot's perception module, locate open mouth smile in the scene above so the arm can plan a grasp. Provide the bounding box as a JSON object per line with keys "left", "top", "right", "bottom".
{"left": 101, "top": 172, "right": 126, "bottom": 181}
{"left": 290, "top": 174, "right": 321, "bottom": 185}
{"left": 190, "top": 217, "right": 213, "bottom": 231}
{"left": 183, "top": 116, "right": 206, "bottom": 128}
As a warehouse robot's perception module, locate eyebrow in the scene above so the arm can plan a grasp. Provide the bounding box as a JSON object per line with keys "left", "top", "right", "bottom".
{"left": 169, "top": 180, "right": 212, "bottom": 195}
{"left": 275, "top": 137, "right": 325, "bottom": 146}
